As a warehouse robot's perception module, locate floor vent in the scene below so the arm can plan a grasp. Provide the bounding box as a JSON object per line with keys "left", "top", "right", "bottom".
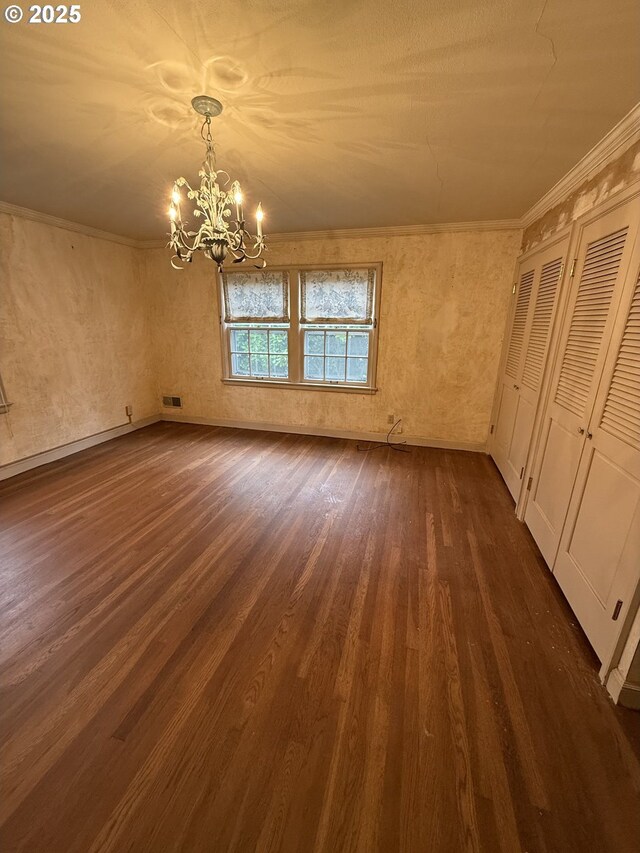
{"left": 162, "top": 395, "right": 183, "bottom": 408}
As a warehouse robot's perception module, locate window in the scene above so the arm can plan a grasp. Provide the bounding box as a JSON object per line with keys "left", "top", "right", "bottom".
{"left": 303, "top": 329, "right": 369, "bottom": 383}
{"left": 220, "top": 264, "right": 381, "bottom": 392}
{"left": 229, "top": 328, "right": 289, "bottom": 379}
{"left": 221, "top": 269, "right": 290, "bottom": 380}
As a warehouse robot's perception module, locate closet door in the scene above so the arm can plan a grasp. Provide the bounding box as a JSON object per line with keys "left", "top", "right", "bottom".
{"left": 524, "top": 198, "right": 640, "bottom": 567}
{"left": 491, "top": 239, "right": 568, "bottom": 500}
{"left": 492, "top": 265, "right": 535, "bottom": 497}
{"left": 553, "top": 262, "right": 640, "bottom": 662}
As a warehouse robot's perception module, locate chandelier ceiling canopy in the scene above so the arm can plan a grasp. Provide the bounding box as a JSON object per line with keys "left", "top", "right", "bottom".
{"left": 168, "top": 95, "right": 266, "bottom": 272}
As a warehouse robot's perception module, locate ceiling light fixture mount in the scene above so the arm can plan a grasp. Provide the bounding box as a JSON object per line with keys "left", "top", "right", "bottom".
{"left": 190, "top": 95, "right": 223, "bottom": 118}
{"left": 167, "top": 95, "right": 266, "bottom": 271}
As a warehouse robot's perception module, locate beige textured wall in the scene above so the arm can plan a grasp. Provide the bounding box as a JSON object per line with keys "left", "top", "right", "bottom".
{"left": 522, "top": 140, "right": 640, "bottom": 253}
{"left": 146, "top": 229, "right": 522, "bottom": 446}
{"left": 0, "top": 214, "right": 157, "bottom": 465}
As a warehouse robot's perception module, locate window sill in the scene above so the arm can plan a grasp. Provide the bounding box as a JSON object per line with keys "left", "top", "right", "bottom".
{"left": 222, "top": 378, "right": 378, "bottom": 395}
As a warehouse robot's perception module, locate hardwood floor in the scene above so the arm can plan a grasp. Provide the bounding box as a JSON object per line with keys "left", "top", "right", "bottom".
{"left": 1, "top": 422, "right": 639, "bottom": 852}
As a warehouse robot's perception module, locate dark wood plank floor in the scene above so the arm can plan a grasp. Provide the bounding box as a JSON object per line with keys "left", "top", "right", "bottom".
{"left": 1, "top": 422, "right": 639, "bottom": 853}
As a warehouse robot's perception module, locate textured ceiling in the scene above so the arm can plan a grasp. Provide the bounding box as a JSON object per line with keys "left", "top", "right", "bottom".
{"left": 1, "top": 0, "right": 639, "bottom": 240}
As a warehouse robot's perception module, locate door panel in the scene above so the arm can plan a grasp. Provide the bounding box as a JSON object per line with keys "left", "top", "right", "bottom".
{"left": 554, "top": 227, "right": 628, "bottom": 418}
{"left": 554, "top": 446, "right": 640, "bottom": 662}
{"left": 493, "top": 384, "right": 518, "bottom": 466}
{"left": 505, "top": 270, "right": 535, "bottom": 381}
{"left": 522, "top": 257, "right": 565, "bottom": 395}
{"left": 491, "top": 241, "right": 567, "bottom": 502}
{"left": 507, "top": 395, "right": 535, "bottom": 489}
{"left": 526, "top": 416, "right": 583, "bottom": 565}
{"left": 524, "top": 201, "right": 638, "bottom": 563}
{"left": 492, "top": 382, "right": 521, "bottom": 499}
{"left": 565, "top": 450, "right": 638, "bottom": 604}
{"left": 553, "top": 261, "right": 640, "bottom": 662}
{"left": 495, "top": 394, "right": 535, "bottom": 499}
{"left": 492, "top": 267, "right": 535, "bottom": 499}
{"left": 599, "top": 270, "right": 640, "bottom": 448}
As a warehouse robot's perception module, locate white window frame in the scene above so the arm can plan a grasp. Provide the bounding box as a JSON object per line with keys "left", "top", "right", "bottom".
{"left": 218, "top": 262, "right": 382, "bottom": 394}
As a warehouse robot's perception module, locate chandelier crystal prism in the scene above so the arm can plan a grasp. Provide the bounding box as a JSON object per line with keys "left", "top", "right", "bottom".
{"left": 167, "top": 95, "right": 266, "bottom": 271}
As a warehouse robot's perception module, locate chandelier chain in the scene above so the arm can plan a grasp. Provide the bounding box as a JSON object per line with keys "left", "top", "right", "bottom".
{"left": 200, "top": 116, "right": 216, "bottom": 168}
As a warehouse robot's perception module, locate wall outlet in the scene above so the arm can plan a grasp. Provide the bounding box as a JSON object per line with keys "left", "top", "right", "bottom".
{"left": 125, "top": 404, "right": 133, "bottom": 417}
{"left": 387, "top": 413, "right": 395, "bottom": 424}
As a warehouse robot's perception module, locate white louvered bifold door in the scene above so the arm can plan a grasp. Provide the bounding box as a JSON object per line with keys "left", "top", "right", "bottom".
{"left": 522, "top": 257, "right": 565, "bottom": 394}
{"left": 553, "top": 255, "right": 640, "bottom": 663}
{"left": 600, "top": 272, "right": 640, "bottom": 446}
{"left": 554, "top": 227, "right": 628, "bottom": 418}
{"left": 525, "top": 196, "right": 640, "bottom": 570}
{"left": 491, "top": 237, "right": 568, "bottom": 501}
{"left": 505, "top": 270, "right": 534, "bottom": 380}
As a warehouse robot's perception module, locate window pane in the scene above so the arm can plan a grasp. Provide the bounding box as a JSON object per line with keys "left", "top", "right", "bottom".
{"left": 305, "top": 355, "right": 324, "bottom": 380}
{"left": 325, "top": 356, "right": 346, "bottom": 381}
{"left": 347, "top": 331, "right": 369, "bottom": 357}
{"left": 249, "top": 330, "right": 268, "bottom": 353}
{"left": 232, "top": 353, "right": 250, "bottom": 375}
{"left": 347, "top": 357, "right": 368, "bottom": 383}
{"left": 269, "top": 354, "right": 288, "bottom": 378}
{"left": 269, "top": 330, "right": 288, "bottom": 354}
{"left": 301, "top": 268, "right": 374, "bottom": 323}
{"left": 304, "top": 331, "right": 325, "bottom": 355}
{"left": 251, "top": 353, "right": 269, "bottom": 376}
{"left": 231, "top": 329, "right": 249, "bottom": 352}
{"left": 223, "top": 271, "right": 288, "bottom": 322}
{"left": 325, "top": 331, "right": 346, "bottom": 356}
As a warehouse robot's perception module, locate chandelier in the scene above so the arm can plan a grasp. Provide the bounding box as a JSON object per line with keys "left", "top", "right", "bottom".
{"left": 168, "top": 95, "right": 266, "bottom": 271}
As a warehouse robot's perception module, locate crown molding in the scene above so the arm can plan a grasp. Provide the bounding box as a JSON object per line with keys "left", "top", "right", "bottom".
{"left": 0, "top": 201, "right": 521, "bottom": 248}
{"left": 0, "top": 200, "right": 141, "bottom": 248}
{"left": 521, "top": 102, "right": 640, "bottom": 228}
{"left": 135, "top": 238, "right": 169, "bottom": 249}
{"left": 264, "top": 219, "right": 522, "bottom": 243}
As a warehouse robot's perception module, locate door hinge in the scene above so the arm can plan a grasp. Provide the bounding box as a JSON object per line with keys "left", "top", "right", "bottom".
{"left": 612, "top": 600, "right": 623, "bottom": 621}
{"left": 527, "top": 476, "right": 533, "bottom": 491}
{"left": 569, "top": 258, "right": 577, "bottom": 278}
{"left": 512, "top": 282, "right": 516, "bottom": 295}
{"left": 520, "top": 466, "right": 524, "bottom": 479}
{"left": 490, "top": 424, "right": 494, "bottom": 434}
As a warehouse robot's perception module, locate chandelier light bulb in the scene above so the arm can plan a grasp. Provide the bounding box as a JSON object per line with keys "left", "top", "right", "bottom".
{"left": 166, "top": 95, "right": 267, "bottom": 271}
{"left": 233, "top": 184, "right": 244, "bottom": 222}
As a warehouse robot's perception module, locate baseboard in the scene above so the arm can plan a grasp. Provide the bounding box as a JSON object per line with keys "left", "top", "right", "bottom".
{"left": 160, "top": 413, "right": 487, "bottom": 453}
{"left": 0, "top": 416, "right": 160, "bottom": 481}
{"left": 0, "top": 413, "right": 486, "bottom": 482}
{"left": 605, "top": 668, "right": 640, "bottom": 710}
